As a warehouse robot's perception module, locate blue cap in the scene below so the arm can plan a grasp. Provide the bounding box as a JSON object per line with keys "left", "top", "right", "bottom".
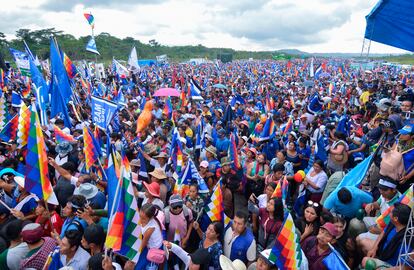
{"left": 399, "top": 125, "right": 414, "bottom": 135}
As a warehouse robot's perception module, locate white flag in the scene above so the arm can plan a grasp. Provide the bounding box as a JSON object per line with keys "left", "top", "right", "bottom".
{"left": 127, "top": 46, "right": 140, "bottom": 74}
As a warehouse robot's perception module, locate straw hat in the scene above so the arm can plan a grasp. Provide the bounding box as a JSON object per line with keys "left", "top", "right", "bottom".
{"left": 153, "top": 152, "right": 168, "bottom": 159}
{"left": 205, "top": 146, "right": 217, "bottom": 157}
{"left": 220, "top": 156, "right": 233, "bottom": 166}
{"left": 149, "top": 168, "right": 167, "bottom": 179}
{"left": 219, "top": 255, "right": 247, "bottom": 270}
{"left": 144, "top": 143, "right": 158, "bottom": 154}
{"left": 130, "top": 159, "right": 141, "bottom": 167}
{"left": 143, "top": 181, "right": 160, "bottom": 198}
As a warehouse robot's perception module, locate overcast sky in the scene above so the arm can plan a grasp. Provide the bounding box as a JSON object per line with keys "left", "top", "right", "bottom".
{"left": 0, "top": 0, "right": 410, "bottom": 54}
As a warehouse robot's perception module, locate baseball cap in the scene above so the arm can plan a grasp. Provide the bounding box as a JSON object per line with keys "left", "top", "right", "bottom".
{"left": 200, "top": 161, "right": 209, "bottom": 168}
{"left": 399, "top": 125, "right": 414, "bottom": 135}
{"left": 320, "top": 222, "right": 339, "bottom": 237}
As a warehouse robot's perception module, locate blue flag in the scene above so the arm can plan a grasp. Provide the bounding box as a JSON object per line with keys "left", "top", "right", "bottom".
{"left": 315, "top": 135, "right": 328, "bottom": 162}
{"left": 86, "top": 36, "right": 100, "bottom": 55}
{"left": 50, "top": 38, "right": 72, "bottom": 128}
{"left": 91, "top": 96, "right": 118, "bottom": 130}
{"left": 11, "top": 91, "right": 22, "bottom": 107}
{"left": 403, "top": 147, "right": 414, "bottom": 174}
{"left": 106, "top": 147, "right": 120, "bottom": 217}
{"left": 322, "top": 244, "right": 350, "bottom": 270}
{"left": 180, "top": 159, "right": 209, "bottom": 194}
{"left": 47, "top": 247, "right": 64, "bottom": 270}
{"left": 333, "top": 154, "right": 373, "bottom": 193}
{"left": 49, "top": 38, "right": 72, "bottom": 102}
{"left": 137, "top": 147, "right": 148, "bottom": 179}
{"left": 29, "top": 57, "right": 49, "bottom": 125}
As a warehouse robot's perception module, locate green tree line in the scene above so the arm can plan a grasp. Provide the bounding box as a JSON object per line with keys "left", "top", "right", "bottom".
{"left": 0, "top": 28, "right": 277, "bottom": 63}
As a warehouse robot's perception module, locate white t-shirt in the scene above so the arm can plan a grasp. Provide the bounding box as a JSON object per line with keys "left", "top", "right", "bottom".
{"left": 7, "top": 242, "right": 29, "bottom": 270}
{"left": 257, "top": 194, "right": 268, "bottom": 208}
{"left": 142, "top": 218, "right": 163, "bottom": 249}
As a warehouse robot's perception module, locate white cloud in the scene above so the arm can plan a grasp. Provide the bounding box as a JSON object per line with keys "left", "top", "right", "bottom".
{"left": 0, "top": 0, "right": 410, "bottom": 54}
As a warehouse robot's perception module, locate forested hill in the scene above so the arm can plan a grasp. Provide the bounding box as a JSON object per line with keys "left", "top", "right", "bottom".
{"left": 0, "top": 28, "right": 412, "bottom": 63}
{"left": 0, "top": 28, "right": 277, "bottom": 62}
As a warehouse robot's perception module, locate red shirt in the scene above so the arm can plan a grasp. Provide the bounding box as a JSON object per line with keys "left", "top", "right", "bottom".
{"left": 35, "top": 211, "right": 64, "bottom": 237}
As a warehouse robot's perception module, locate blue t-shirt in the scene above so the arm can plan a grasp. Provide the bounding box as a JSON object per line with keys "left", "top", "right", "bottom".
{"left": 61, "top": 217, "right": 88, "bottom": 238}
{"left": 324, "top": 186, "right": 373, "bottom": 218}
{"left": 298, "top": 146, "right": 311, "bottom": 170}
{"left": 216, "top": 137, "right": 230, "bottom": 154}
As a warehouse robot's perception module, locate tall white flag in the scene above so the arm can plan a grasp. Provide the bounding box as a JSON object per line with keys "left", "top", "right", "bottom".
{"left": 127, "top": 46, "right": 140, "bottom": 74}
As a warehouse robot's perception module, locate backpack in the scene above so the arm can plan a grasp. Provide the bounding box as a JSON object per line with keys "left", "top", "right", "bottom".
{"left": 164, "top": 205, "right": 191, "bottom": 230}
{"left": 68, "top": 219, "right": 84, "bottom": 234}
{"left": 380, "top": 148, "right": 404, "bottom": 181}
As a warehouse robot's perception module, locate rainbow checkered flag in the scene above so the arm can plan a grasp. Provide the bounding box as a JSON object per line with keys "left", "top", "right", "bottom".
{"left": 269, "top": 213, "right": 302, "bottom": 270}
{"left": 25, "top": 105, "right": 57, "bottom": 204}
{"left": 376, "top": 185, "right": 414, "bottom": 230}
{"left": 17, "top": 103, "right": 31, "bottom": 148}
{"left": 204, "top": 180, "right": 224, "bottom": 222}
{"left": 105, "top": 162, "right": 142, "bottom": 262}
{"left": 83, "top": 126, "right": 100, "bottom": 171}
{"left": 53, "top": 125, "right": 76, "bottom": 144}
{"left": 0, "top": 113, "right": 18, "bottom": 142}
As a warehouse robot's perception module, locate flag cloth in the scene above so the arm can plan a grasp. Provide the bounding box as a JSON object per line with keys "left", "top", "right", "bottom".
{"left": 127, "top": 46, "right": 140, "bottom": 74}
{"left": 175, "top": 159, "right": 209, "bottom": 196}
{"left": 105, "top": 165, "right": 142, "bottom": 262}
{"left": 322, "top": 244, "right": 350, "bottom": 270}
{"left": 106, "top": 147, "right": 121, "bottom": 216}
{"left": 169, "top": 131, "right": 184, "bottom": 174}
{"left": 83, "top": 126, "right": 100, "bottom": 171}
{"left": 25, "top": 105, "right": 55, "bottom": 202}
{"left": 9, "top": 48, "right": 30, "bottom": 76}
{"left": 11, "top": 91, "right": 22, "bottom": 108}
{"left": 190, "top": 78, "right": 204, "bottom": 101}
{"left": 63, "top": 52, "right": 78, "bottom": 79}
{"left": 0, "top": 93, "right": 7, "bottom": 129}
{"left": 268, "top": 213, "right": 302, "bottom": 270}
{"left": 402, "top": 147, "right": 414, "bottom": 174}
{"left": 204, "top": 180, "right": 224, "bottom": 222}
{"left": 17, "top": 103, "right": 31, "bottom": 148}
{"left": 272, "top": 180, "right": 282, "bottom": 199}
{"left": 53, "top": 125, "right": 76, "bottom": 143}
{"left": 376, "top": 185, "right": 414, "bottom": 230}
{"left": 0, "top": 68, "right": 5, "bottom": 89}
{"left": 282, "top": 118, "right": 293, "bottom": 136}
{"left": 86, "top": 36, "right": 100, "bottom": 55}
{"left": 91, "top": 96, "right": 118, "bottom": 130}
{"left": 163, "top": 97, "right": 173, "bottom": 117}
{"left": 84, "top": 13, "right": 95, "bottom": 29}
{"left": 49, "top": 38, "right": 72, "bottom": 128}
{"left": 29, "top": 56, "right": 49, "bottom": 125}
{"left": 112, "top": 58, "right": 129, "bottom": 78}
{"left": 315, "top": 134, "right": 328, "bottom": 163}
{"left": 0, "top": 114, "right": 18, "bottom": 141}
{"left": 333, "top": 154, "right": 373, "bottom": 194}
{"left": 43, "top": 246, "right": 63, "bottom": 270}
{"left": 229, "top": 133, "right": 241, "bottom": 170}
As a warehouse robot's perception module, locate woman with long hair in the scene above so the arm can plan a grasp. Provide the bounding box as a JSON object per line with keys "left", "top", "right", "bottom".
{"left": 248, "top": 196, "right": 284, "bottom": 251}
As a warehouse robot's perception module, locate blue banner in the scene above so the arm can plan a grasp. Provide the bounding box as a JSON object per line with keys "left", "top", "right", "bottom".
{"left": 91, "top": 96, "right": 118, "bottom": 130}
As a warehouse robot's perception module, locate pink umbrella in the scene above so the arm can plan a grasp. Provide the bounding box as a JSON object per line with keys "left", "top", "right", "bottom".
{"left": 153, "top": 88, "right": 180, "bottom": 97}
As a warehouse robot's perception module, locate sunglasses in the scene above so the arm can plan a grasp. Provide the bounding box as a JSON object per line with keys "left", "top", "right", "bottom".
{"left": 308, "top": 200, "right": 319, "bottom": 208}
{"left": 172, "top": 205, "right": 182, "bottom": 210}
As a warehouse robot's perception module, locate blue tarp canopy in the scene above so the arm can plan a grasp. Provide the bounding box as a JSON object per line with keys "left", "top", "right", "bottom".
{"left": 138, "top": 59, "right": 156, "bottom": 66}
{"left": 365, "top": 0, "right": 414, "bottom": 52}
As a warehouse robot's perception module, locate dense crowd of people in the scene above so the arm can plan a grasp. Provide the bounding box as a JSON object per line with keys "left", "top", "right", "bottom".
{"left": 0, "top": 58, "right": 413, "bottom": 270}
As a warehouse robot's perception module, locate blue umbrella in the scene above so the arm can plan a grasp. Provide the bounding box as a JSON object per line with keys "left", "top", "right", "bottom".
{"left": 212, "top": 83, "right": 227, "bottom": 89}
